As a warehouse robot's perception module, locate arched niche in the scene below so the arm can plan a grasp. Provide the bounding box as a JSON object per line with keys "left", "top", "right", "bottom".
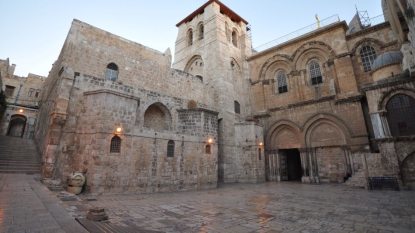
{"left": 143, "top": 103, "right": 172, "bottom": 131}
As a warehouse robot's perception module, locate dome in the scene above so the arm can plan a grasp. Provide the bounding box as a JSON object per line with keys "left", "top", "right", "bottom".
{"left": 371, "top": 51, "right": 403, "bottom": 71}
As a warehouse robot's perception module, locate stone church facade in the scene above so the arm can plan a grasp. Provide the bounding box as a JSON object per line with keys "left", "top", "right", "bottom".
{"left": 5, "top": 0, "right": 410, "bottom": 192}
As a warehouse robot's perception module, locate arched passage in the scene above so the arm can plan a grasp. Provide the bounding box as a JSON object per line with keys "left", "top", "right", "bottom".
{"left": 7, "top": 114, "right": 27, "bottom": 137}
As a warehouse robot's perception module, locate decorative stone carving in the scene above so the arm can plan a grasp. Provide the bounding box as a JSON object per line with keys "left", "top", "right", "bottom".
{"left": 67, "top": 172, "right": 86, "bottom": 195}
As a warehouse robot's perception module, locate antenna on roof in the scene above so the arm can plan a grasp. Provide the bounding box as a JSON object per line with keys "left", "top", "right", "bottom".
{"left": 355, "top": 5, "right": 371, "bottom": 28}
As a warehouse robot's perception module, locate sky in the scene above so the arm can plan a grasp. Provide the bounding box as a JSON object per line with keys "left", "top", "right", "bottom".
{"left": 0, "top": 0, "right": 383, "bottom": 77}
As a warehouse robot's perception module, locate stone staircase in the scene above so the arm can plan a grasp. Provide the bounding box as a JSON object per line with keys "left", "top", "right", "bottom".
{"left": 0, "top": 135, "right": 41, "bottom": 174}
{"left": 345, "top": 170, "right": 367, "bottom": 188}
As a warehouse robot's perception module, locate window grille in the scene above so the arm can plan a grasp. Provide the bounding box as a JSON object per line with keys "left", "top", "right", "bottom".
{"left": 110, "top": 136, "right": 121, "bottom": 153}
{"left": 167, "top": 140, "right": 175, "bottom": 157}
{"left": 309, "top": 61, "right": 323, "bottom": 85}
{"left": 360, "top": 46, "right": 376, "bottom": 72}
{"left": 276, "top": 71, "right": 288, "bottom": 93}
{"left": 386, "top": 94, "right": 415, "bottom": 136}
{"left": 106, "top": 63, "right": 118, "bottom": 81}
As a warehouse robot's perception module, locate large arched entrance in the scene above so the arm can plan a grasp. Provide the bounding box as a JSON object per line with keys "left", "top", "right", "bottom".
{"left": 266, "top": 122, "right": 302, "bottom": 182}
{"left": 7, "top": 114, "right": 27, "bottom": 137}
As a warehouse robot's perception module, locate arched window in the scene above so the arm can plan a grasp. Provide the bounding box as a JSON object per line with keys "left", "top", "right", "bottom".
{"left": 276, "top": 70, "right": 288, "bottom": 93}
{"left": 187, "top": 29, "right": 193, "bottom": 46}
{"left": 225, "top": 22, "right": 230, "bottom": 42}
{"left": 360, "top": 46, "right": 377, "bottom": 72}
{"left": 386, "top": 94, "right": 415, "bottom": 136}
{"left": 232, "top": 30, "right": 238, "bottom": 47}
{"left": 110, "top": 136, "right": 121, "bottom": 153}
{"left": 198, "top": 23, "right": 204, "bottom": 40}
{"left": 309, "top": 60, "right": 323, "bottom": 85}
{"left": 106, "top": 63, "right": 118, "bottom": 81}
{"left": 234, "top": 101, "right": 240, "bottom": 114}
{"left": 167, "top": 140, "right": 175, "bottom": 157}
{"left": 205, "top": 144, "right": 211, "bottom": 154}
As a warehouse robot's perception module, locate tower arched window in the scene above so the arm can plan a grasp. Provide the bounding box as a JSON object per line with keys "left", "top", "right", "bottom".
{"left": 276, "top": 70, "right": 288, "bottom": 93}
{"left": 110, "top": 136, "right": 121, "bottom": 153}
{"left": 309, "top": 60, "right": 323, "bottom": 85}
{"left": 198, "top": 23, "right": 204, "bottom": 40}
{"left": 167, "top": 140, "right": 175, "bottom": 157}
{"left": 106, "top": 63, "right": 118, "bottom": 81}
{"left": 232, "top": 30, "right": 238, "bottom": 47}
{"left": 386, "top": 94, "right": 415, "bottom": 136}
{"left": 360, "top": 46, "right": 377, "bottom": 72}
{"left": 187, "top": 29, "right": 193, "bottom": 46}
{"left": 225, "top": 22, "right": 230, "bottom": 42}
{"left": 234, "top": 101, "right": 240, "bottom": 114}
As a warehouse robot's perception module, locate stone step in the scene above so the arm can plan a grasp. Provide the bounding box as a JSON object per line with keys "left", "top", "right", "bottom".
{"left": 0, "top": 136, "right": 41, "bottom": 174}
{"left": 0, "top": 169, "right": 40, "bottom": 174}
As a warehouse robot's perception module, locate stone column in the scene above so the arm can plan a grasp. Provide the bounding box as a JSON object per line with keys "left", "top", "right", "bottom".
{"left": 276, "top": 150, "right": 281, "bottom": 182}
{"left": 267, "top": 151, "right": 275, "bottom": 181}
{"left": 311, "top": 148, "right": 320, "bottom": 183}
{"left": 300, "top": 148, "right": 310, "bottom": 183}
{"left": 342, "top": 146, "right": 352, "bottom": 176}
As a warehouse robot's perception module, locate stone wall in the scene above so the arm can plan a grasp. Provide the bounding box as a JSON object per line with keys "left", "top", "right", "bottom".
{"left": 0, "top": 58, "right": 45, "bottom": 139}
{"left": 35, "top": 19, "right": 224, "bottom": 193}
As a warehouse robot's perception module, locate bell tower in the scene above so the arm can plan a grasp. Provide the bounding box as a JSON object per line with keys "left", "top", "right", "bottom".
{"left": 173, "top": 0, "right": 264, "bottom": 183}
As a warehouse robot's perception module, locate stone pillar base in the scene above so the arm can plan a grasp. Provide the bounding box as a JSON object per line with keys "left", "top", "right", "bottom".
{"left": 302, "top": 176, "right": 311, "bottom": 183}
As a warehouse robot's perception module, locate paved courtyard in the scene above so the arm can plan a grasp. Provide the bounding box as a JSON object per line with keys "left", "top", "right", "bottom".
{"left": 1, "top": 173, "right": 415, "bottom": 233}
{"left": 66, "top": 182, "right": 415, "bottom": 233}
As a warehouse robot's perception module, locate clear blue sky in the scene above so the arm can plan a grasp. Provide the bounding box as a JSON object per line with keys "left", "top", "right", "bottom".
{"left": 0, "top": 0, "right": 382, "bottom": 77}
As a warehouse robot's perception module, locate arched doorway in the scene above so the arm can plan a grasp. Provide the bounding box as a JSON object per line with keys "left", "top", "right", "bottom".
{"left": 266, "top": 122, "right": 302, "bottom": 182}
{"left": 279, "top": 149, "right": 302, "bottom": 181}
{"left": 7, "top": 114, "right": 27, "bottom": 137}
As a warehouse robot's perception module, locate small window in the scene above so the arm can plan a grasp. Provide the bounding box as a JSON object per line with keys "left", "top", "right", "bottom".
{"left": 167, "top": 140, "right": 175, "bottom": 157}
{"left": 35, "top": 90, "right": 40, "bottom": 98}
{"left": 187, "top": 29, "right": 193, "bottom": 46}
{"left": 205, "top": 144, "right": 211, "bottom": 154}
{"left": 5, "top": 85, "right": 15, "bottom": 97}
{"left": 309, "top": 60, "right": 323, "bottom": 85}
{"left": 106, "top": 63, "right": 118, "bottom": 81}
{"left": 234, "top": 101, "right": 240, "bottom": 114}
{"left": 28, "top": 88, "right": 34, "bottom": 97}
{"left": 360, "top": 46, "right": 377, "bottom": 72}
{"left": 198, "top": 23, "right": 204, "bottom": 40}
{"left": 110, "top": 136, "right": 121, "bottom": 153}
{"left": 258, "top": 148, "right": 262, "bottom": 160}
{"left": 232, "top": 30, "right": 238, "bottom": 47}
{"left": 276, "top": 71, "right": 288, "bottom": 93}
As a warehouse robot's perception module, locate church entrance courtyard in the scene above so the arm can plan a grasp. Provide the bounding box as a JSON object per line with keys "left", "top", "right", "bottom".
{"left": 64, "top": 182, "right": 415, "bottom": 233}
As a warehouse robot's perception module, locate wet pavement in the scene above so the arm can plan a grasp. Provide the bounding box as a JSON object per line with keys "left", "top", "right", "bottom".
{"left": 64, "top": 182, "right": 415, "bottom": 233}
{"left": 0, "top": 174, "right": 88, "bottom": 233}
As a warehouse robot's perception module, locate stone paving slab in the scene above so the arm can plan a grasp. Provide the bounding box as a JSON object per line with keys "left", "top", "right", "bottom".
{"left": 0, "top": 174, "right": 88, "bottom": 233}
{"left": 61, "top": 182, "right": 415, "bottom": 233}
